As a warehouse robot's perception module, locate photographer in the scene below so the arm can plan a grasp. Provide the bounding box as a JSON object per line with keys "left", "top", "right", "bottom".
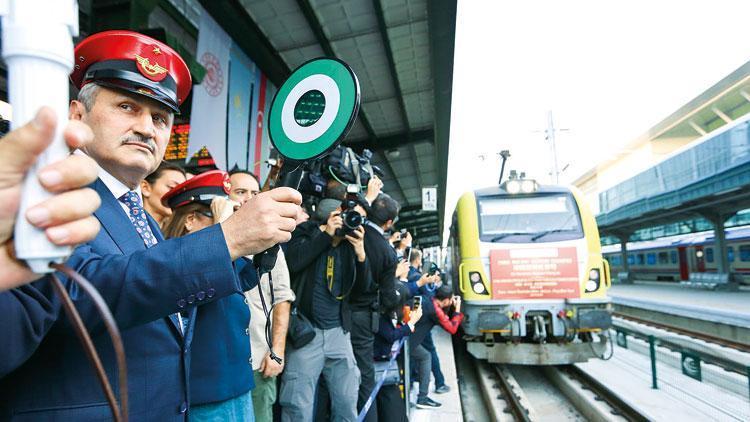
{"left": 409, "top": 285, "right": 464, "bottom": 409}
{"left": 353, "top": 190, "right": 401, "bottom": 422}
{"left": 279, "top": 201, "right": 372, "bottom": 422}
{"left": 404, "top": 249, "right": 440, "bottom": 297}
{"left": 407, "top": 249, "right": 450, "bottom": 394}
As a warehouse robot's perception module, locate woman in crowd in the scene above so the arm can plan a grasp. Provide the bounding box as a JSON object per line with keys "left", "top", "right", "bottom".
{"left": 373, "top": 282, "right": 422, "bottom": 421}
{"left": 141, "top": 161, "right": 187, "bottom": 227}
{"left": 161, "top": 170, "right": 259, "bottom": 421}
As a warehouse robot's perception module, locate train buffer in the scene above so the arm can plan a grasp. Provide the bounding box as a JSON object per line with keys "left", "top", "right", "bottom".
{"left": 681, "top": 272, "right": 741, "bottom": 291}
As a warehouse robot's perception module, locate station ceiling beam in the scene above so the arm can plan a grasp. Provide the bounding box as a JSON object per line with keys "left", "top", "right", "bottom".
{"left": 199, "top": 0, "right": 290, "bottom": 87}
{"left": 350, "top": 128, "right": 434, "bottom": 152}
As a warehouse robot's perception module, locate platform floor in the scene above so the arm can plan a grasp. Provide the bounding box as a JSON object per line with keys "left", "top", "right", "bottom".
{"left": 609, "top": 282, "right": 750, "bottom": 320}
{"left": 410, "top": 327, "right": 464, "bottom": 422}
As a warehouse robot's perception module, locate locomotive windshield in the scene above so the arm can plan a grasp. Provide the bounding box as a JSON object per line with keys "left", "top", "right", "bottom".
{"left": 478, "top": 193, "right": 583, "bottom": 243}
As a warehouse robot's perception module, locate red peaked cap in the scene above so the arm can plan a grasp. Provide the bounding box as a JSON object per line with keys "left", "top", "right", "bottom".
{"left": 70, "top": 30, "right": 192, "bottom": 113}
{"left": 161, "top": 170, "right": 231, "bottom": 209}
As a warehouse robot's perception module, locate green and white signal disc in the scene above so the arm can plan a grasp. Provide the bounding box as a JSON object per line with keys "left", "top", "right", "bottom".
{"left": 269, "top": 58, "right": 360, "bottom": 161}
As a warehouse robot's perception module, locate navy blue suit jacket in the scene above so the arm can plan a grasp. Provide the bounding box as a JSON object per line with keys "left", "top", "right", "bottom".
{"left": 189, "top": 258, "right": 258, "bottom": 405}
{"left": 0, "top": 179, "right": 250, "bottom": 421}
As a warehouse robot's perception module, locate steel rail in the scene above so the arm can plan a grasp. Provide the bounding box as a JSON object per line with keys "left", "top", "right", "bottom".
{"left": 491, "top": 365, "right": 531, "bottom": 422}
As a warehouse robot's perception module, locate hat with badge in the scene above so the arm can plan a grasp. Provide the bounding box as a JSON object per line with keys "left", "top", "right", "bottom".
{"left": 161, "top": 170, "right": 231, "bottom": 209}
{"left": 70, "top": 30, "right": 192, "bottom": 113}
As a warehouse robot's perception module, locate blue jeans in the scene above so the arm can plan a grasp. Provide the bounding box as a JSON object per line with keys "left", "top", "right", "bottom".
{"left": 190, "top": 389, "right": 255, "bottom": 422}
{"left": 421, "top": 330, "right": 446, "bottom": 387}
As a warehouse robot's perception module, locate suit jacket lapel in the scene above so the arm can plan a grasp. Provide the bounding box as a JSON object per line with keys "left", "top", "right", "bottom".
{"left": 93, "top": 179, "right": 184, "bottom": 338}
{"left": 92, "top": 179, "right": 145, "bottom": 254}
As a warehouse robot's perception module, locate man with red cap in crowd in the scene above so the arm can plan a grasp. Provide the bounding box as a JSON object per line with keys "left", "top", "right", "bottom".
{"left": 0, "top": 30, "right": 302, "bottom": 421}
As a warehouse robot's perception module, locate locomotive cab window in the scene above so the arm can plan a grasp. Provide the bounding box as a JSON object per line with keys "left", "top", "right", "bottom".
{"left": 477, "top": 193, "right": 583, "bottom": 243}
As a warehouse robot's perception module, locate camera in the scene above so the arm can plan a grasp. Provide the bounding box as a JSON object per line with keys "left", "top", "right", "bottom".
{"left": 428, "top": 262, "right": 441, "bottom": 276}
{"left": 335, "top": 184, "right": 364, "bottom": 236}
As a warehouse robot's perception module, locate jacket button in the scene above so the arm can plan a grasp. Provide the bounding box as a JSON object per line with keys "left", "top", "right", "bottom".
{"left": 248, "top": 357, "right": 252, "bottom": 365}
{"left": 177, "top": 299, "right": 186, "bottom": 309}
{"left": 244, "top": 297, "right": 249, "bottom": 305}
{"left": 179, "top": 401, "right": 187, "bottom": 413}
{"left": 187, "top": 294, "right": 196, "bottom": 304}
{"left": 245, "top": 328, "right": 250, "bottom": 336}
{"left": 207, "top": 288, "right": 215, "bottom": 298}
{"left": 196, "top": 291, "right": 206, "bottom": 301}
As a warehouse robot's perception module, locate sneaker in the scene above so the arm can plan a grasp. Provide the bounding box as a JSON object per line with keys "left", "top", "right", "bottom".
{"left": 416, "top": 397, "right": 442, "bottom": 409}
{"left": 434, "top": 384, "right": 451, "bottom": 394}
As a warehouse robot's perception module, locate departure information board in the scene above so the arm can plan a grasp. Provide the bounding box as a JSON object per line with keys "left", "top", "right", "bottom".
{"left": 165, "top": 124, "right": 213, "bottom": 165}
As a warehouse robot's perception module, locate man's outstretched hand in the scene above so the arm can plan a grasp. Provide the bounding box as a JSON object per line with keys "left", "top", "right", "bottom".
{"left": 0, "top": 107, "right": 101, "bottom": 290}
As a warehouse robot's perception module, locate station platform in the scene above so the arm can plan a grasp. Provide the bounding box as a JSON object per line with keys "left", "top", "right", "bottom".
{"left": 410, "top": 328, "right": 463, "bottom": 422}
{"left": 609, "top": 282, "right": 750, "bottom": 326}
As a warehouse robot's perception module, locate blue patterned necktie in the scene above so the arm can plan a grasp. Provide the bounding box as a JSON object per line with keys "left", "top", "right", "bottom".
{"left": 119, "top": 191, "right": 158, "bottom": 248}
{"left": 119, "top": 190, "right": 186, "bottom": 334}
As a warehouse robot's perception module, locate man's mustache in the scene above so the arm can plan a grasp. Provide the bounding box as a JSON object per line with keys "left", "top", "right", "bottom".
{"left": 121, "top": 134, "right": 156, "bottom": 152}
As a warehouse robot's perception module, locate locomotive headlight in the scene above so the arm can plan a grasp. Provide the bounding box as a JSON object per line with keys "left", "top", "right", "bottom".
{"left": 520, "top": 180, "right": 537, "bottom": 193}
{"left": 589, "top": 269, "right": 600, "bottom": 280}
{"left": 468, "top": 271, "right": 488, "bottom": 294}
{"left": 506, "top": 180, "right": 521, "bottom": 194}
{"left": 585, "top": 279, "right": 599, "bottom": 292}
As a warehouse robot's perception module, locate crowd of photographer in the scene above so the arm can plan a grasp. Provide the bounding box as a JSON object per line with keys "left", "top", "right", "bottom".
{"left": 0, "top": 29, "right": 464, "bottom": 422}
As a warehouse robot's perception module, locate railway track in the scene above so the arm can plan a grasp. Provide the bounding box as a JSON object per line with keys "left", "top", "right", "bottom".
{"left": 473, "top": 362, "right": 649, "bottom": 422}
{"left": 613, "top": 311, "right": 750, "bottom": 353}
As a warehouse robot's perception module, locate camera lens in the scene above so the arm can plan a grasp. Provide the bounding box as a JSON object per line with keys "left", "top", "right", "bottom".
{"left": 343, "top": 210, "right": 363, "bottom": 229}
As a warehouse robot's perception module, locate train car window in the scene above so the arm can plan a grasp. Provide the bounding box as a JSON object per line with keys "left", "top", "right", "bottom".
{"left": 636, "top": 253, "right": 644, "bottom": 265}
{"left": 740, "top": 245, "right": 750, "bottom": 262}
{"left": 628, "top": 254, "right": 635, "bottom": 265}
{"left": 705, "top": 247, "right": 714, "bottom": 263}
{"left": 658, "top": 252, "right": 669, "bottom": 264}
{"left": 728, "top": 246, "right": 735, "bottom": 262}
{"left": 670, "top": 251, "right": 678, "bottom": 264}
{"left": 610, "top": 255, "right": 621, "bottom": 265}
{"left": 646, "top": 253, "right": 656, "bottom": 265}
{"left": 477, "top": 193, "right": 583, "bottom": 243}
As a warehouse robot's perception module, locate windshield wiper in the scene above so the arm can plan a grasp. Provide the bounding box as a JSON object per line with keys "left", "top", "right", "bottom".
{"left": 531, "top": 229, "right": 568, "bottom": 241}
{"left": 489, "top": 232, "right": 528, "bottom": 242}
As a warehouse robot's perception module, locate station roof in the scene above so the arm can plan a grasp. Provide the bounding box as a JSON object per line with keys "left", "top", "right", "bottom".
{"left": 574, "top": 59, "right": 750, "bottom": 191}
{"left": 578, "top": 58, "right": 750, "bottom": 236}
{"left": 200, "top": 0, "right": 457, "bottom": 247}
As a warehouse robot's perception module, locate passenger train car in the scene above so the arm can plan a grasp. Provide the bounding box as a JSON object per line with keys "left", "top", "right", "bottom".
{"left": 449, "top": 176, "right": 612, "bottom": 365}
{"left": 603, "top": 226, "right": 750, "bottom": 284}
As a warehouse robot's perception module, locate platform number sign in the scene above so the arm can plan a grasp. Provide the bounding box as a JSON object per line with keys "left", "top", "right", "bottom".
{"left": 422, "top": 187, "right": 437, "bottom": 211}
{"left": 681, "top": 352, "right": 702, "bottom": 381}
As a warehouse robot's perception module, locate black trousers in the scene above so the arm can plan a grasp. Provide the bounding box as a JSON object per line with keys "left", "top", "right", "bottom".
{"left": 351, "top": 310, "right": 377, "bottom": 422}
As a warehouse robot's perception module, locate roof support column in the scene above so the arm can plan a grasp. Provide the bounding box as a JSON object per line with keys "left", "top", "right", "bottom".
{"left": 702, "top": 212, "right": 735, "bottom": 274}
{"left": 613, "top": 230, "right": 633, "bottom": 283}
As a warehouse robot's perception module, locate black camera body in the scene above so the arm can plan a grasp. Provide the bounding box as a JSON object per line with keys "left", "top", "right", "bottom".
{"left": 336, "top": 184, "right": 364, "bottom": 237}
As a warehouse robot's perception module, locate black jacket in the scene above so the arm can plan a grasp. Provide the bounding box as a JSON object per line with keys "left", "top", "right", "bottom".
{"left": 350, "top": 222, "right": 399, "bottom": 311}
{"left": 286, "top": 221, "right": 371, "bottom": 332}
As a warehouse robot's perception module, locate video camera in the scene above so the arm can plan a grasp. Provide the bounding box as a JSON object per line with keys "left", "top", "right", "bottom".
{"left": 283, "top": 145, "right": 383, "bottom": 201}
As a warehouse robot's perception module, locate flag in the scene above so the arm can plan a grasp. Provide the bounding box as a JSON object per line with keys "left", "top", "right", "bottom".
{"left": 226, "top": 45, "right": 255, "bottom": 170}
{"left": 187, "top": 7, "right": 231, "bottom": 170}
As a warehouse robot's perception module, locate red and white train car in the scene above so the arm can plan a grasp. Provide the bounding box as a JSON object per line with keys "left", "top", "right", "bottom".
{"left": 602, "top": 226, "right": 750, "bottom": 284}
